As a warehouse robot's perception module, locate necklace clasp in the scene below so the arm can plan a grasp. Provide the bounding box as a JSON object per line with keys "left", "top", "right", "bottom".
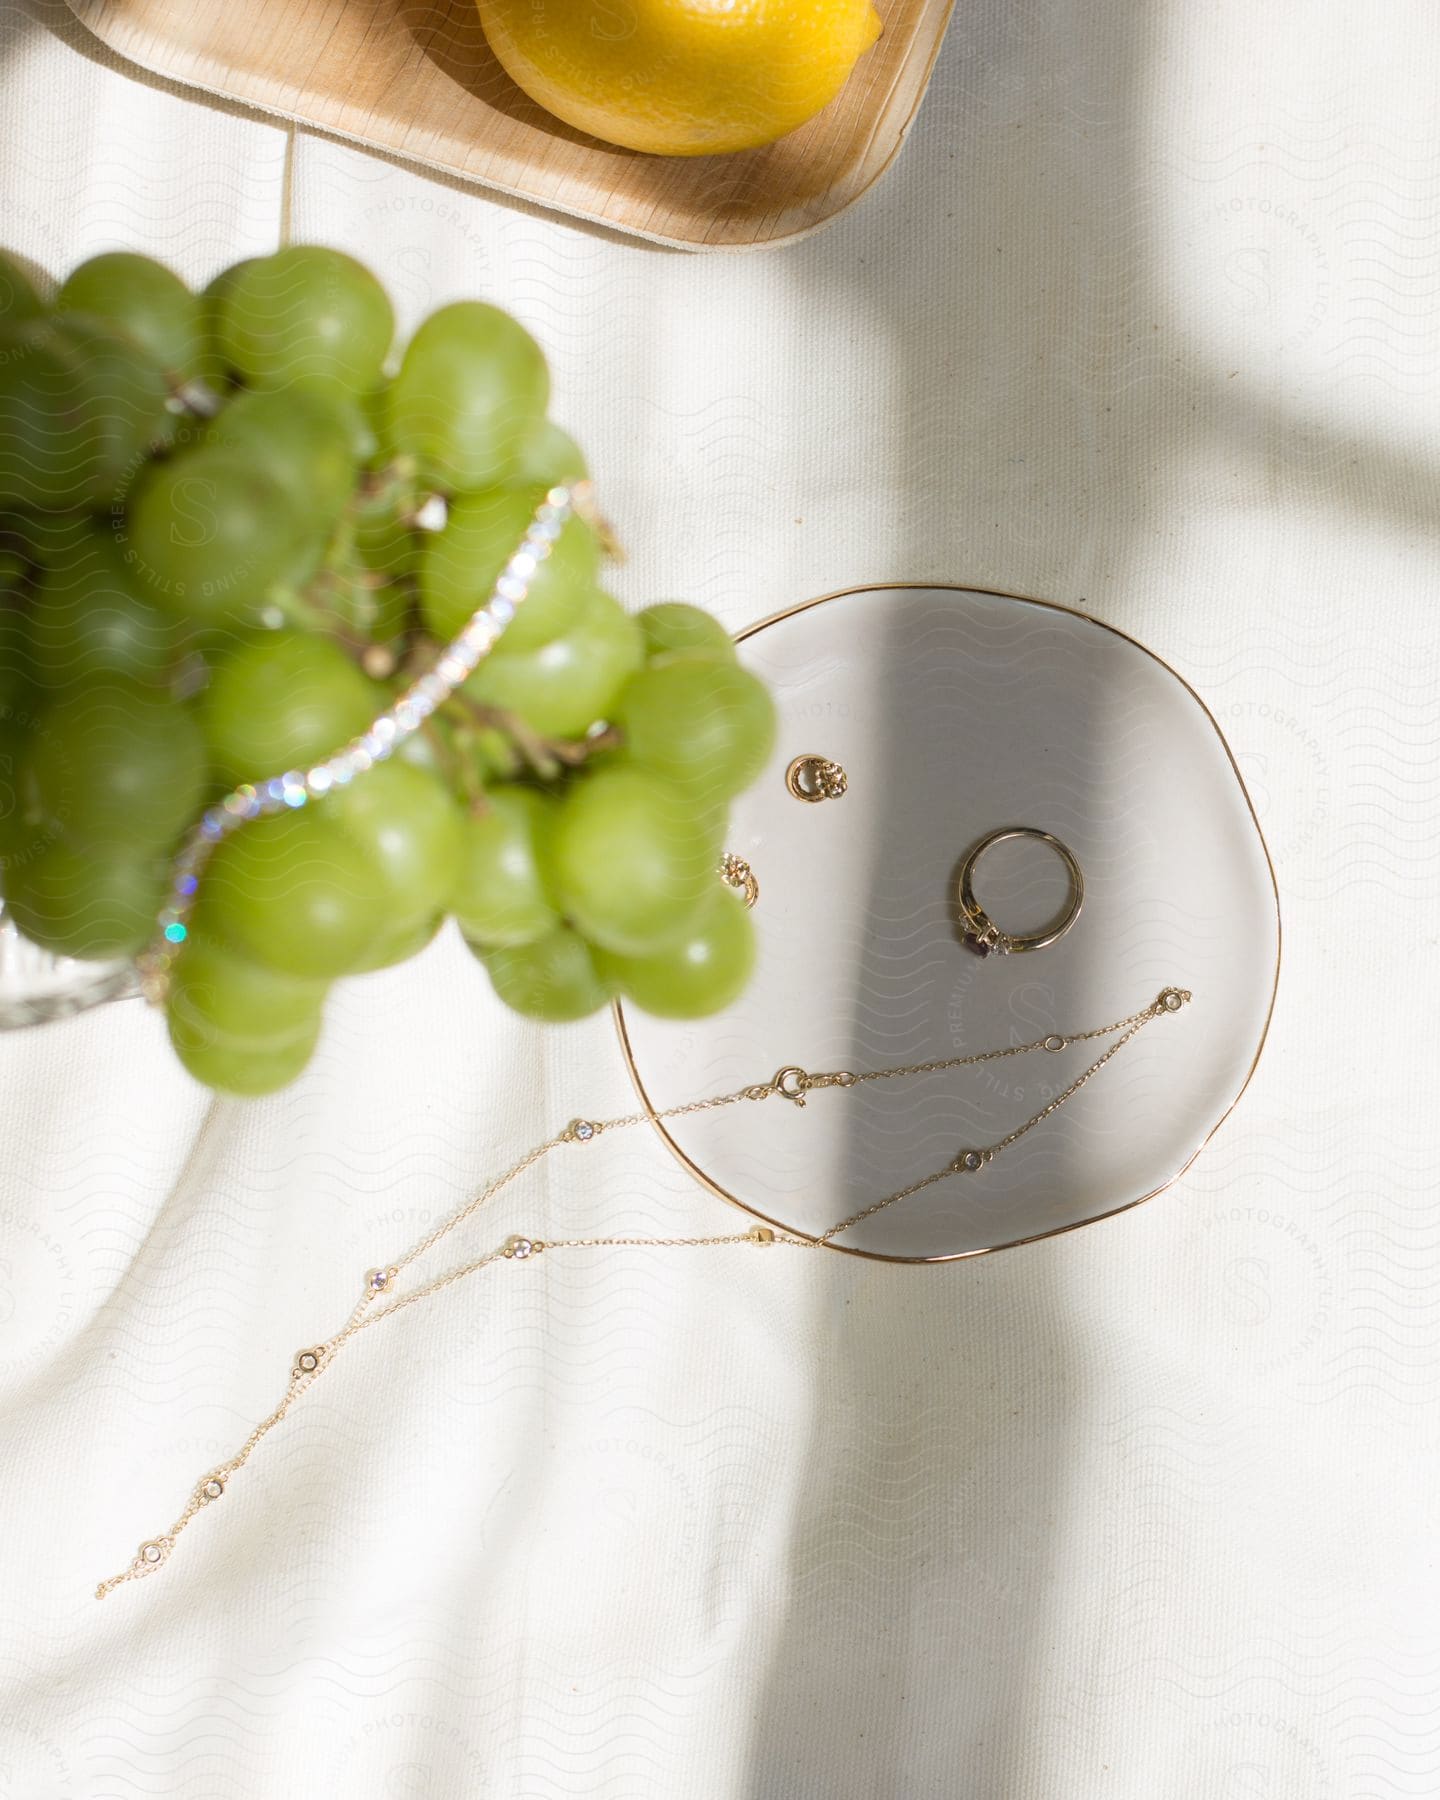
{"left": 770, "top": 1065, "right": 810, "bottom": 1104}
{"left": 769, "top": 1066, "right": 855, "bottom": 1105}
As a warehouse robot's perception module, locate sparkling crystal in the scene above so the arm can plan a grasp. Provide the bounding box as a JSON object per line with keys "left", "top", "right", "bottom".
{"left": 488, "top": 597, "right": 515, "bottom": 625}
{"left": 496, "top": 575, "right": 526, "bottom": 602}
{"left": 280, "top": 772, "right": 307, "bottom": 808}
{"left": 368, "top": 1268, "right": 390, "bottom": 1292}
{"left": 203, "top": 1478, "right": 224, "bottom": 1500}
{"left": 199, "top": 811, "right": 225, "bottom": 840}
{"left": 507, "top": 550, "right": 538, "bottom": 580}
{"left": 532, "top": 517, "right": 563, "bottom": 542}
{"left": 393, "top": 698, "right": 420, "bottom": 731}
{"left": 417, "top": 673, "right": 448, "bottom": 704}
{"left": 141, "top": 1543, "right": 163, "bottom": 1563}
{"left": 964, "top": 935, "right": 991, "bottom": 958}
{"left": 306, "top": 766, "right": 334, "bottom": 797}
{"left": 435, "top": 654, "right": 468, "bottom": 686}
{"left": 510, "top": 1237, "right": 534, "bottom": 1260}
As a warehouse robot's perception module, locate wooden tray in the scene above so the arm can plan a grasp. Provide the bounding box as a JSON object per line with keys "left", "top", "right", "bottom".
{"left": 64, "top": 0, "right": 954, "bottom": 250}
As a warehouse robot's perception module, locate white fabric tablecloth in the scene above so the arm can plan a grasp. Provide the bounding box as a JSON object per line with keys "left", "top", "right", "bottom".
{"left": 2, "top": 1, "right": 1438, "bottom": 1793}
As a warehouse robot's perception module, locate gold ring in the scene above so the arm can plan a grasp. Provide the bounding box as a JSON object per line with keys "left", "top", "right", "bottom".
{"left": 957, "top": 826, "right": 1083, "bottom": 957}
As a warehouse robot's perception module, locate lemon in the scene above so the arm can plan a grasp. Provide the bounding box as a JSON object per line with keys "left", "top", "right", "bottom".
{"left": 476, "top": 0, "right": 883, "bottom": 158}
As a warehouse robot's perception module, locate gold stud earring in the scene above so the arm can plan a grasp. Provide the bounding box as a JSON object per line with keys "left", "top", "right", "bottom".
{"left": 719, "top": 853, "right": 760, "bottom": 907}
{"left": 785, "top": 754, "right": 848, "bottom": 803}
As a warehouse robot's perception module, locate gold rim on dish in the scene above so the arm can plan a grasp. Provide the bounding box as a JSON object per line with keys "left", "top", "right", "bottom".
{"left": 614, "top": 582, "right": 1282, "bottom": 1266}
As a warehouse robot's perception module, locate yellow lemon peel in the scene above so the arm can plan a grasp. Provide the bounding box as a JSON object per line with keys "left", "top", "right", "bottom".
{"left": 477, "top": 0, "right": 884, "bottom": 157}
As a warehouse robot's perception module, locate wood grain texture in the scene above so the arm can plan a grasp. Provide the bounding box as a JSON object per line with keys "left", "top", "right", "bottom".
{"left": 63, "top": 0, "right": 955, "bottom": 249}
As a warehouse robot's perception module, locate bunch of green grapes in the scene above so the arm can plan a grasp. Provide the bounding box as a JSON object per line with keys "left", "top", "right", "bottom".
{"left": 0, "top": 245, "right": 773, "bottom": 1095}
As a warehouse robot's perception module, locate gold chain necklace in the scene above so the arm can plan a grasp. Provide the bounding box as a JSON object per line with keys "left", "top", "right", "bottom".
{"left": 95, "top": 985, "right": 1191, "bottom": 1599}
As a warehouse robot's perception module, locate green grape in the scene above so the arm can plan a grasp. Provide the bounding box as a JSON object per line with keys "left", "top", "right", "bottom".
{"left": 420, "top": 483, "right": 598, "bottom": 653}
{"left": 0, "top": 326, "right": 84, "bottom": 507}
{"left": 27, "top": 527, "right": 177, "bottom": 690}
{"left": 3, "top": 508, "right": 91, "bottom": 569}
{"left": 545, "top": 765, "right": 721, "bottom": 955}
{"left": 125, "top": 446, "right": 312, "bottom": 624}
{"left": 168, "top": 925, "right": 327, "bottom": 1040}
{"left": 200, "top": 631, "right": 382, "bottom": 783}
{"left": 613, "top": 652, "right": 775, "bottom": 804}
{"left": 452, "top": 785, "right": 560, "bottom": 948}
{"left": 477, "top": 922, "right": 613, "bottom": 1022}
{"left": 321, "top": 382, "right": 380, "bottom": 464}
{"left": 514, "top": 419, "right": 588, "bottom": 487}
{"left": 204, "top": 383, "right": 358, "bottom": 522}
{"left": 217, "top": 247, "right": 394, "bottom": 395}
{"left": 327, "top": 759, "right": 464, "bottom": 929}
{"left": 0, "top": 711, "right": 35, "bottom": 858}
{"left": 195, "top": 260, "right": 252, "bottom": 390}
{"left": 2, "top": 837, "right": 167, "bottom": 959}
{"left": 387, "top": 302, "right": 548, "bottom": 491}
{"left": 271, "top": 528, "right": 331, "bottom": 611}
{"left": 0, "top": 250, "right": 44, "bottom": 323}
{"left": 466, "top": 590, "right": 642, "bottom": 739}
{"left": 354, "top": 489, "right": 418, "bottom": 582}
{"left": 395, "top": 716, "right": 448, "bottom": 778}
{"left": 636, "top": 602, "right": 736, "bottom": 663}
{"left": 22, "top": 677, "right": 207, "bottom": 854}
{"left": 0, "top": 548, "right": 32, "bottom": 706}
{"left": 359, "top": 382, "right": 394, "bottom": 464}
{"left": 596, "top": 881, "right": 755, "bottom": 1019}
{"left": 203, "top": 806, "right": 389, "bottom": 978}
{"left": 51, "top": 311, "right": 180, "bottom": 470}
{"left": 168, "top": 1006, "right": 321, "bottom": 1097}
{"left": 56, "top": 252, "right": 201, "bottom": 379}
{"left": 365, "top": 576, "right": 415, "bottom": 650}
{"left": 0, "top": 317, "right": 171, "bottom": 510}
{"left": 348, "top": 909, "right": 444, "bottom": 974}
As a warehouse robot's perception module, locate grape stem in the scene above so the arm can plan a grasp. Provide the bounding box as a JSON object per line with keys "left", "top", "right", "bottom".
{"left": 592, "top": 511, "right": 625, "bottom": 564}
{"left": 284, "top": 456, "right": 425, "bottom": 652}
{"left": 359, "top": 454, "right": 419, "bottom": 504}
{"left": 445, "top": 693, "right": 621, "bottom": 782}
{"left": 266, "top": 582, "right": 350, "bottom": 639}
{"left": 418, "top": 715, "right": 489, "bottom": 812}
